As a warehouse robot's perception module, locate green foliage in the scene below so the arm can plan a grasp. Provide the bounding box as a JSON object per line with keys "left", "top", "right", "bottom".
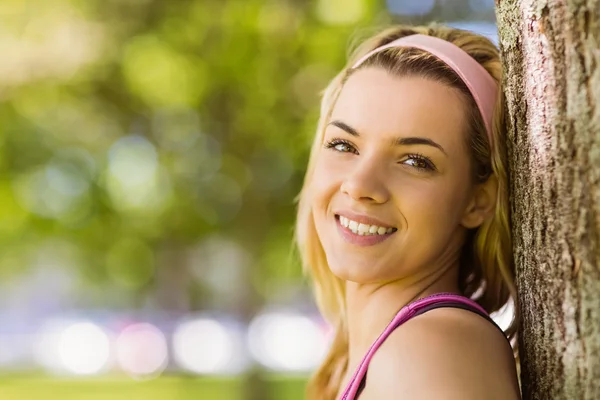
{"left": 0, "top": 0, "right": 386, "bottom": 307}
{"left": 0, "top": 376, "right": 307, "bottom": 400}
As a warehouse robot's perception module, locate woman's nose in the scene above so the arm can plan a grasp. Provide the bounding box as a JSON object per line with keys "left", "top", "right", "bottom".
{"left": 340, "top": 159, "right": 390, "bottom": 204}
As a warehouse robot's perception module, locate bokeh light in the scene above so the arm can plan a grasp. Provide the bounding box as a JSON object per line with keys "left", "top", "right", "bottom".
{"left": 248, "top": 312, "right": 327, "bottom": 373}
{"left": 386, "top": 0, "right": 435, "bottom": 16}
{"left": 469, "top": 0, "right": 495, "bottom": 13}
{"left": 58, "top": 322, "right": 111, "bottom": 375}
{"left": 34, "top": 319, "right": 111, "bottom": 375}
{"left": 448, "top": 21, "right": 498, "bottom": 44}
{"left": 115, "top": 323, "right": 168, "bottom": 379}
{"left": 172, "top": 318, "right": 246, "bottom": 375}
{"left": 13, "top": 164, "right": 91, "bottom": 222}
{"left": 121, "top": 35, "right": 208, "bottom": 107}
{"left": 316, "top": 0, "right": 367, "bottom": 25}
{"left": 0, "top": 1, "right": 105, "bottom": 87}
{"left": 106, "top": 135, "right": 172, "bottom": 213}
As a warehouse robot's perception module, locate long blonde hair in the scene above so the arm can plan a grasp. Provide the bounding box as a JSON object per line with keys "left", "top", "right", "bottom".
{"left": 295, "top": 24, "right": 518, "bottom": 400}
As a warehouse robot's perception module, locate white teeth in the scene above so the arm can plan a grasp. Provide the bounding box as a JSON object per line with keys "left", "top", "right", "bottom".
{"left": 357, "top": 223, "right": 369, "bottom": 234}
{"left": 338, "top": 216, "right": 395, "bottom": 236}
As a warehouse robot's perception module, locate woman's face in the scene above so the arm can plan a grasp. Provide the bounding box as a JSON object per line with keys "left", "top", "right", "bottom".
{"left": 310, "top": 68, "right": 484, "bottom": 283}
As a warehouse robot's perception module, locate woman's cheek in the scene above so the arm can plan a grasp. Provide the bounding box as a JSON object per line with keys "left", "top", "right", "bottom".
{"left": 391, "top": 180, "right": 445, "bottom": 216}
{"left": 309, "top": 158, "right": 337, "bottom": 203}
{"left": 408, "top": 183, "right": 462, "bottom": 224}
{"left": 313, "top": 156, "right": 346, "bottom": 189}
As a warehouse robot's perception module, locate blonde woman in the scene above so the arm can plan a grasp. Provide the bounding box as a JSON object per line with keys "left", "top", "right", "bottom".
{"left": 295, "top": 24, "right": 521, "bottom": 399}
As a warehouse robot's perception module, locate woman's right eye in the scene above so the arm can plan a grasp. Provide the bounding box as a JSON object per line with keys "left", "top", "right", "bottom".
{"left": 324, "top": 139, "right": 358, "bottom": 154}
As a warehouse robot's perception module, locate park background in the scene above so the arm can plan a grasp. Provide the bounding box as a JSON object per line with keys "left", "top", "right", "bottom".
{"left": 0, "top": 0, "right": 505, "bottom": 399}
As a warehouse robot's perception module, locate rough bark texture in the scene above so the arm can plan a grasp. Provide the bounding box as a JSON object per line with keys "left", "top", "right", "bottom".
{"left": 495, "top": 0, "right": 600, "bottom": 399}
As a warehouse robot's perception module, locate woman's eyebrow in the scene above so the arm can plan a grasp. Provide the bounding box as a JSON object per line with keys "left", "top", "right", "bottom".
{"left": 328, "top": 119, "right": 447, "bottom": 156}
{"left": 329, "top": 120, "right": 360, "bottom": 136}
{"left": 394, "top": 136, "right": 447, "bottom": 156}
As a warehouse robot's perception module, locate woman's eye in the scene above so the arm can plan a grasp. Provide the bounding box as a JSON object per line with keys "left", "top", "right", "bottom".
{"left": 324, "top": 139, "right": 357, "bottom": 154}
{"left": 402, "top": 155, "right": 435, "bottom": 171}
{"left": 334, "top": 143, "right": 353, "bottom": 152}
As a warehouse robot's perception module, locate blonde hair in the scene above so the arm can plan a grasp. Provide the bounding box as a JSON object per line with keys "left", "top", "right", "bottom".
{"left": 295, "top": 24, "right": 518, "bottom": 400}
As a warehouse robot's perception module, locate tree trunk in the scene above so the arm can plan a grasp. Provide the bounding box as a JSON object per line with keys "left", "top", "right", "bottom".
{"left": 495, "top": 1, "right": 600, "bottom": 399}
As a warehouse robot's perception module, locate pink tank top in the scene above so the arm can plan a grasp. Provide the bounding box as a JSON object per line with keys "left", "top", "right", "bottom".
{"left": 340, "top": 292, "right": 500, "bottom": 400}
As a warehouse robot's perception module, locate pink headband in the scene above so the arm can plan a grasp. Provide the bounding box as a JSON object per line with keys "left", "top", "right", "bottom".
{"left": 352, "top": 34, "right": 497, "bottom": 148}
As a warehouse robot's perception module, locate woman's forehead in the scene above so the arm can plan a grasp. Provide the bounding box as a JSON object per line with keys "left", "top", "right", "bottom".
{"left": 330, "top": 68, "right": 469, "bottom": 151}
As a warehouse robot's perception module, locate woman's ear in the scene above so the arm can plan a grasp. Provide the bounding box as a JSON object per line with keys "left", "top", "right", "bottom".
{"left": 460, "top": 175, "right": 498, "bottom": 229}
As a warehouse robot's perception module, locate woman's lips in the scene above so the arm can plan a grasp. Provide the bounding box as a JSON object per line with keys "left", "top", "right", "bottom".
{"left": 334, "top": 211, "right": 396, "bottom": 229}
{"left": 335, "top": 215, "right": 396, "bottom": 247}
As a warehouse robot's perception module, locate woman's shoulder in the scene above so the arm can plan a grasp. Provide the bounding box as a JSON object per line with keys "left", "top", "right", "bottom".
{"left": 366, "top": 307, "right": 521, "bottom": 399}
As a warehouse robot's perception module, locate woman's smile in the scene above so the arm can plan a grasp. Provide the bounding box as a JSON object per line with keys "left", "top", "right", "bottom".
{"left": 334, "top": 213, "right": 397, "bottom": 247}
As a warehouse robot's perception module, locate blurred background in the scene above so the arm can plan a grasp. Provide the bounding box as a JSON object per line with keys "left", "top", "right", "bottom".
{"left": 0, "top": 0, "right": 501, "bottom": 399}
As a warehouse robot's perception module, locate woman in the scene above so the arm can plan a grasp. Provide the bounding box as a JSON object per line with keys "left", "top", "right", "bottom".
{"left": 295, "top": 24, "right": 521, "bottom": 399}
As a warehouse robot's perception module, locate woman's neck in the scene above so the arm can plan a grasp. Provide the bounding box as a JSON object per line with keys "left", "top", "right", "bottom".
{"left": 344, "top": 262, "right": 461, "bottom": 368}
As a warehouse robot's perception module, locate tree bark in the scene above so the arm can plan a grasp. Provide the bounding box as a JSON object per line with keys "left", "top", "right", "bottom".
{"left": 496, "top": 0, "right": 600, "bottom": 398}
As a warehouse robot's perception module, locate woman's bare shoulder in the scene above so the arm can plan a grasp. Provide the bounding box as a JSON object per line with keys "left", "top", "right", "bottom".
{"left": 366, "top": 307, "right": 521, "bottom": 400}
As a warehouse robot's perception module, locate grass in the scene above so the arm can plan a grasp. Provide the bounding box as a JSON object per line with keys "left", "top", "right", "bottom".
{"left": 0, "top": 375, "right": 307, "bottom": 400}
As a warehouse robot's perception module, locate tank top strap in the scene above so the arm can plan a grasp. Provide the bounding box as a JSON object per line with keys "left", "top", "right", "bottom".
{"left": 340, "top": 293, "right": 497, "bottom": 400}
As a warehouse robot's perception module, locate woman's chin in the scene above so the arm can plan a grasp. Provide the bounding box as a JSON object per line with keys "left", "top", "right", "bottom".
{"left": 328, "top": 262, "right": 383, "bottom": 284}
